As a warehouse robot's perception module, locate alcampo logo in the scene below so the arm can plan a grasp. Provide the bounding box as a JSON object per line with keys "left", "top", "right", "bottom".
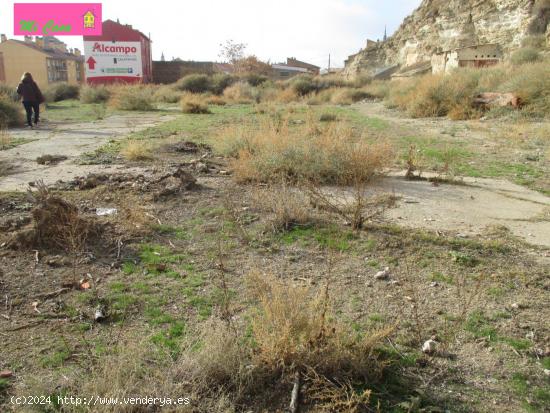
{"left": 92, "top": 43, "right": 137, "bottom": 54}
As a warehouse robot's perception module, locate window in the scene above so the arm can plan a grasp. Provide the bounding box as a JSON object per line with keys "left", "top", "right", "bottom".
{"left": 46, "top": 58, "right": 68, "bottom": 82}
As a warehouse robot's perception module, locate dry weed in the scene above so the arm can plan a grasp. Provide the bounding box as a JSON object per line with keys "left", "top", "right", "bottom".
{"left": 120, "top": 139, "right": 153, "bottom": 161}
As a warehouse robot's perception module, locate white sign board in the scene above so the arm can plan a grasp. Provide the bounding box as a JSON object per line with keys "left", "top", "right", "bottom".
{"left": 84, "top": 41, "right": 142, "bottom": 79}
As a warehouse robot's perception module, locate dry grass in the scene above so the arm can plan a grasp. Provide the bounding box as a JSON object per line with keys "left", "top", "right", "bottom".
{"left": 213, "top": 118, "right": 393, "bottom": 185}
{"left": 120, "top": 139, "right": 153, "bottom": 161}
{"left": 109, "top": 85, "right": 155, "bottom": 111}
{"left": 0, "top": 127, "right": 12, "bottom": 149}
{"left": 180, "top": 92, "right": 211, "bottom": 114}
{"left": 253, "top": 182, "right": 315, "bottom": 232}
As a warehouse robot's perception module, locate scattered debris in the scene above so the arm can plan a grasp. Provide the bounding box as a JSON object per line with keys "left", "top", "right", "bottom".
{"left": 422, "top": 339, "right": 437, "bottom": 354}
{"left": 374, "top": 267, "right": 391, "bottom": 280}
{"left": 96, "top": 208, "right": 117, "bottom": 216}
{"left": 94, "top": 306, "right": 105, "bottom": 322}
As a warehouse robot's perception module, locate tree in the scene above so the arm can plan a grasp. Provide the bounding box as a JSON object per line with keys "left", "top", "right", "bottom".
{"left": 219, "top": 40, "right": 247, "bottom": 64}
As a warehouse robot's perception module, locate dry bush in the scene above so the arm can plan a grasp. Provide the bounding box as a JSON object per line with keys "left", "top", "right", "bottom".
{"left": 153, "top": 85, "right": 181, "bottom": 103}
{"left": 109, "top": 85, "right": 155, "bottom": 111}
{"left": 80, "top": 85, "right": 111, "bottom": 103}
{"left": 0, "top": 94, "right": 24, "bottom": 127}
{"left": 0, "top": 127, "right": 12, "bottom": 149}
{"left": 223, "top": 81, "right": 258, "bottom": 104}
{"left": 213, "top": 119, "right": 393, "bottom": 185}
{"left": 120, "top": 139, "right": 153, "bottom": 161}
{"left": 253, "top": 182, "right": 315, "bottom": 232}
{"left": 180, "top": 92, "right": 211, "bottom": 114}
{"left": 9, "top": 182, "right": 102, "bottom": 255}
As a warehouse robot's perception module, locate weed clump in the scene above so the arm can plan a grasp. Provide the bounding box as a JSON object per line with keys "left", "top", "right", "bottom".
{"left": 44, "top": 83, "right": 80, "bottom": 102}
{"left": 180, "top": 93, "right": 211, "bottom": 114}
{"left": 80, "top": 85, "right": 111, "bottom": 103}
{"left": 110, "top": 85, "right": 155, "bottom": 111}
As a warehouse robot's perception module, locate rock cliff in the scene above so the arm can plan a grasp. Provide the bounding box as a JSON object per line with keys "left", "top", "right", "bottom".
{"left": 344, "top": 0, "right": 550, "bottom": 77}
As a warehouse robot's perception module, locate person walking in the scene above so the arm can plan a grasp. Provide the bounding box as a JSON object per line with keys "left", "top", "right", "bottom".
{"left": 16, "top": 72, "right": 44, "bottom": 128}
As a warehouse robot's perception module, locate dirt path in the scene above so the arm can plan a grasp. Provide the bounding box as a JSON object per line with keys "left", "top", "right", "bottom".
{"left": 355, "top": 102, "right": 550, "bottom": 249}
{"left": 0, "top": 113, "right": 173, "bottom": 192}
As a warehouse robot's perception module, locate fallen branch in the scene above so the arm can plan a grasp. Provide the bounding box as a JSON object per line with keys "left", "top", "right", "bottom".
{"left": 34, "top": 287, "right": 71, "bottom": 300}
{"left": 290, "top": 371, "right": 300, "bottom": 413}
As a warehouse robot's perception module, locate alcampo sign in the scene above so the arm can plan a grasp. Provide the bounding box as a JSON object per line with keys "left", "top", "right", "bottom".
{"left": 14, "top": 3, "right": 102, "bottom": 36}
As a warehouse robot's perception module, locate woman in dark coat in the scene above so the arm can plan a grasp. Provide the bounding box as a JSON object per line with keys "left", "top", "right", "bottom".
{"left": 16, "top": 72, "right": 44, "bottom": 127}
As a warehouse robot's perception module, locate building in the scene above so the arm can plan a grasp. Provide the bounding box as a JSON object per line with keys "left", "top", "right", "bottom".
{"left": 0, "top": 35, "right": 84, "bottom": 87}
{"left": 271, "top": 58, "right": 320, "bottom": 80}
{"left": 83, "top": 19, "right": 152, "bottom": 84}
{"left": 432, "top": 44, "right": 502, "bottom": 74}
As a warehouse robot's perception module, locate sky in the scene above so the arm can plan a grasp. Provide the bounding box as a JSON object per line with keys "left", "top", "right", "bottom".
{"left": 1, "top": 0, "right": 422, "bottom": 68}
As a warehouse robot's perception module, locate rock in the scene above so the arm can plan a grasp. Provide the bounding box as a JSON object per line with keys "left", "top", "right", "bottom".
{"left": 374, "top": 267, "right": 390, "bottom": 280}
{"left": 422, "top": 339, "right": 437, "bottom": 354}
{"left": 474, "top": 92, "right": 522, "bottom": 109}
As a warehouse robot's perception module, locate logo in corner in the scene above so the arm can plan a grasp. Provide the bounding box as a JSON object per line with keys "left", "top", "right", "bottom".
{"left": 83, "top": 10, "right": 96, "bottom": 29}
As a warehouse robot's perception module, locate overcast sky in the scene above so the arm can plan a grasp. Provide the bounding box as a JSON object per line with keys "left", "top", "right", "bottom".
{"left": 2, "top": 0, "right": 421, "bottom": 68}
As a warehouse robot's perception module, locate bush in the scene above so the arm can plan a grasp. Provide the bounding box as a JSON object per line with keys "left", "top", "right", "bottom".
{"left": 0, "top": 84, "right": 18, "bottom": 101}
{"left": 44, "top": 83, "right": 80, "bottom": 102}
{"left": 0, "top": 95, "right": 24, "bottom": 127}
{"left": 511, "top": 48, "right": 541, "bottom": 65}
{"left": 110, "top": 85, "right": 155, "bottom": 111}
{"left": 181, "top": 93, "right": 211, "bottom": 114}
{"left": 152, "top": 85, "right": 181, "bottom": 103}
{"left": 223, "top": 82, "right": 258, "bottom": 103}
{"left": 80, "top": 85, "right": 111, "bottom": 103}
{"left": 213, "top": 118, "right": 393, "bottom": 184}
{"left": 291, "top": 76, "right": 318, "bottom": 96}
{"left": 210, "top": 73, "right": 235, "bottom": 95}
{"left": 121, "top": 139, "right": 153, "bottom": 161}
{"left": 176, "top": 74, "right": 211, "bottom": 93}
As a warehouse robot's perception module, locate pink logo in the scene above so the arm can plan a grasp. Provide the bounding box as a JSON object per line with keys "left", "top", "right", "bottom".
{"left": 14, "top": 3, "right": 102, "bottom": 36}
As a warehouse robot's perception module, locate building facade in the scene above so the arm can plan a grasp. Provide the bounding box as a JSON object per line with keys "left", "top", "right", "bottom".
{"left": 0, "top": 35, "right": 84, "bottom": 87}
{"left": 432, "top": 44, "right": 502, "bottom": 74}
{"left": 83, "top": 20, "right": 152, "bottom": 84}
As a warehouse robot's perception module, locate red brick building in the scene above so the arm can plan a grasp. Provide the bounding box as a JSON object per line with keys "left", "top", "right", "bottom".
{"left": 83, "top": 19, "right": 152, "bottom": 84}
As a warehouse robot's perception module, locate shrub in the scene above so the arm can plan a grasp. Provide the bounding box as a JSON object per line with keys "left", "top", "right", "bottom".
{"left": 110, "top": 85, "right": 155, "bottom": 111}
{"left": 291, "top": 75, "right": 318, "bottom": 96}
{"left": 44, "top": 83, "right": 80, "bottom": 102}
{"left": 176, "top": 74, "right": 211, "bottom": 93}
{"left": 0, "top": 95, "right": 24, "bottom": 127}
{"left": 319, "top": 113, "right": 337, "bottom": 122}
{"left": 213, "top": 119, "right": 393, "bottom": 184}
{"left": 510, "top": 48, "right": 541, "bottom": 65}
{"left": 121, "top": 139, "right": 153, "bottom": 161}
{"left": 210, "top": 73, "right": 235, "bottom": 95}
{"left": 245, "top": 73, "right": 268, "bottom": 87}
{"left": 152, "top": 85, "right": 181, "bottom": 103}
{"left": 0, "top": 84, "right": 18, "bottom": 101}
{"left": 181, "top": 93, "right": 211, "bottom": 114}
{"left": 79, "top": 85, "right": 111, "bottom": 103}
{"left": 223, "top": 82, "right": 258, "bottom": 103}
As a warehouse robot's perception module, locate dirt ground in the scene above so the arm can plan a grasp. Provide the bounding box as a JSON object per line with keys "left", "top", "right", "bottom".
{"left": 0, "top": 104, "right": 549, "bottom": 413}
{"left": 0, "top": 113, "right": 173, "bottom": 192}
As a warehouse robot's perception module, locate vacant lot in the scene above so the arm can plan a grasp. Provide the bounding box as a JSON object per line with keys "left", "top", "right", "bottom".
{"left": 1, "top": 98, "right": 549, "bottom": 412}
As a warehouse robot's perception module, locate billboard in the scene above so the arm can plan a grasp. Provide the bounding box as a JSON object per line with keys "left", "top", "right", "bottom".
{"left": 84, "top": 40, "right": 142, "bottom": 81}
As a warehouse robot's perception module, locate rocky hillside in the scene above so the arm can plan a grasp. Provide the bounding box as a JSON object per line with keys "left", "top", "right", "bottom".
{"left": 344, "top": 0, "right": 550, "bottom": 77}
